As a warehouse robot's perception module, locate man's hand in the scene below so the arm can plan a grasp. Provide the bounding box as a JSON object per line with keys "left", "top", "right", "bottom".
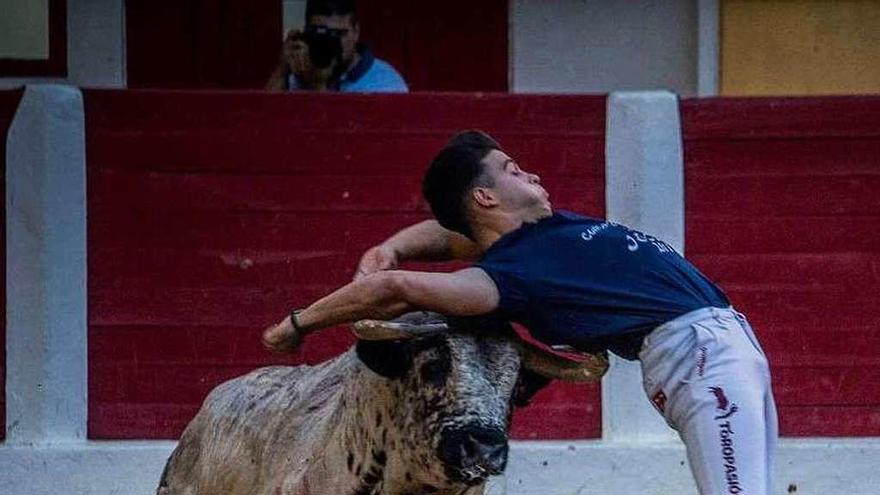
{"left": 355, "top": 244, "right": 398, "bottom": 280}
{"left": 262, "top": 314, "right": 303, "bottom": 353}
{"left": 269, "top": 28, "right": 335, "bottom": 91}
{"left": 281, "top": 29, "right": 310, "bottom": 76}
{"left": 261, "top": 268, "right": 500, "bottom": 355}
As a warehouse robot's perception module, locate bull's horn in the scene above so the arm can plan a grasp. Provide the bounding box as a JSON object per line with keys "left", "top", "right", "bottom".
{"left": 520, "top": 340, "right": 609, "bottom": 382}
{"left": 352, "top": 311, "right": 449, "bottom": 341}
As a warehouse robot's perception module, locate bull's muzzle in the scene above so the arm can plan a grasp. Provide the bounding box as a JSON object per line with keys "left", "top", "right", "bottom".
{"left": 438, "top": 425, "right": 508, "bottom": 484}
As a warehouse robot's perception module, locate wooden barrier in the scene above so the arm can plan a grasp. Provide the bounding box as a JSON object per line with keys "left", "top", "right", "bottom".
{"left": 84, "top": 90, "right": 606, "bottom": 439}
{"left": 682, "top": 96, "right": 880, "bottom": 436}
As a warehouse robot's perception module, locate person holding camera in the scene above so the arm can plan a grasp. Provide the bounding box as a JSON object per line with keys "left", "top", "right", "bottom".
{"left": 266, "top": 0, "right": 408, "bottom": 92}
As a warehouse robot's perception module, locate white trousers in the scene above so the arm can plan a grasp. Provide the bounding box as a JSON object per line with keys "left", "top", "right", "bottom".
{"left": 639, "top": 307, "right": 778, "bottom": 495}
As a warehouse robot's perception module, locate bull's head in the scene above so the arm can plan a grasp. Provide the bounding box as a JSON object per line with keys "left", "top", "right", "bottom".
{"left": 352, "top": 312, "right": 608, "bottom": 486}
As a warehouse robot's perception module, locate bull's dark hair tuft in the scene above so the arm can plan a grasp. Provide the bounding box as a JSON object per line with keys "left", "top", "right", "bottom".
{"left": 422, "top": 130, "right": 501, "bottom": 240}
{"left": 356, "top": 340, "right": 411, "bottom": 378}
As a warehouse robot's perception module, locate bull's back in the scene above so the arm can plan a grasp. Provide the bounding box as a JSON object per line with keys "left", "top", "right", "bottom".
{"left": 159, "top": 355, "right": 355, "bottom": 494}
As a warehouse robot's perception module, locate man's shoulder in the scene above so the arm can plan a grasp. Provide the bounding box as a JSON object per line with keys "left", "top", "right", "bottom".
{"left": 357, "top": 57, "right": 409, "bottom": 92}
{"left": 340, "top": 46, "right": 408, "bottom": 93}
{"left": 369, "top": 57, "right": 403, "bottom": 76}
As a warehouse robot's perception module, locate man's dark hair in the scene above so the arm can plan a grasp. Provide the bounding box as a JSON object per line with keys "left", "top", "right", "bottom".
{"left": 422, "top": 130, "right": 501, "bottom": 240}
{"left": 306, "top": 0, "right": 356, "bottom": 22}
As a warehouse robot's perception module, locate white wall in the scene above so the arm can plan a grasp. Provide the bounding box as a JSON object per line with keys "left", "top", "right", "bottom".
{"left": 66, "top": 0, "right": 126, "bottom": 87}
{"left": 0, "top": 0, "right": 126, "bottom": 89}
{"left": 283, "top": 0, "right": 307, "bottom": 31}
{"left": 511, "top": 0, "right": 699, "bottom": 95}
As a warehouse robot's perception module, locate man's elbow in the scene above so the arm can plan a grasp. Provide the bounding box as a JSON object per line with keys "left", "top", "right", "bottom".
{"left": 361, "top": 271, "right": 413, "bottom": 313}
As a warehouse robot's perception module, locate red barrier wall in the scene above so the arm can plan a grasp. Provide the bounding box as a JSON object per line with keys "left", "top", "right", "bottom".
{"left": 84, "top": 90, "right": 606, "bottom": 439}
{"left": 682, "top": 96, "right": 880, "bottom": 436}
{"left": 0, "top": 88, "right": 23, "bottom": 441}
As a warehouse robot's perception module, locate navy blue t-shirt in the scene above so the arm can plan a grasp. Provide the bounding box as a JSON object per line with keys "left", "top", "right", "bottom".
{"left": 475, "top": 211, "right": 729, "bottom": 360}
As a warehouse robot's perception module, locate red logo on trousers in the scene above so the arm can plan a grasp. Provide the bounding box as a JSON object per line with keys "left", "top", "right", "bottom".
{"left": 709, "top": 386, "right": 739, "bottom": 420}
{"left": 651, "top": 390, "right": 667, "bottom": 413}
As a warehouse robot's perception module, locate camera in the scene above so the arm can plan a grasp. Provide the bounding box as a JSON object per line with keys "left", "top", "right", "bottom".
{"left": 296, "top": 24, "right": 345, "bottom": 70}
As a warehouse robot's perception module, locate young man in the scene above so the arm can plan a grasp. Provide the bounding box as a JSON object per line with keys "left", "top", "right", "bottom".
{"left": 265, "top": 0, "right": 408, "bottom": 92}
{"left": 263, "top": 131, "right": 777, "bottom": 494}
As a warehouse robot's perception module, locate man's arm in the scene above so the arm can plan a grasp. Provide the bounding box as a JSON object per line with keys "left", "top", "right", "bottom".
{"left": 266, "top": 29, "right": 296, "bottom": 91}
{"left": 265, "top": 65, "right": 288, "bottom": 91}
{"left": 266, "top": 29, "right": 336, "bottom": 91}
{"left": 355, "top": 220, "right": 480, "bottom": 279}
{"left": 262, "top": 267, "right": 498, "bottom": 352}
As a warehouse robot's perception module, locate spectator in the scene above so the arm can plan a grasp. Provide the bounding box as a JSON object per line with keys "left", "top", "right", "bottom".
{"left": 266, "top": 0, "right": 408, "bottom": 92}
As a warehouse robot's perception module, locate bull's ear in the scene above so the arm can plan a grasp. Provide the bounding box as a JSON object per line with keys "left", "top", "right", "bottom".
{"left": 511, "top": 368, "right": 552, "bottom": 407}
{"left": 355, "top": 340, "right": 412, "bottom": 379}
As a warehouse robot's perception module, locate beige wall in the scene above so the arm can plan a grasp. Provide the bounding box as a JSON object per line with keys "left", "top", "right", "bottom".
{"left": 721, "top": 0, "right": 880, "bottom": 96}
{"left": 0, "top": 0, "right": 49, "bottom": 59}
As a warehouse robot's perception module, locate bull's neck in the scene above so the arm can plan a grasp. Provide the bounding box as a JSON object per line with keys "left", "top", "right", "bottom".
{"left": 313, "top": 352, "right": 458, "bottom": 494}
{"left": 330, "top": 359, "right": 395, "bottom": 451}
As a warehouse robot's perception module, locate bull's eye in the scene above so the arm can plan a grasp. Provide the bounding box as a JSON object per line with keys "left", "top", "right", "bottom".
{"left": 419, "top": 358, "right": 450, "bottom": 387}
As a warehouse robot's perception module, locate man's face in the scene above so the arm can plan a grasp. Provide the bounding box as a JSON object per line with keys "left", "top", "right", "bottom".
{"left": 477, "top": 149, "right": 552, "bottom": 219}
{"left": 307, "top": 14, "right": 360, "bottom": 66}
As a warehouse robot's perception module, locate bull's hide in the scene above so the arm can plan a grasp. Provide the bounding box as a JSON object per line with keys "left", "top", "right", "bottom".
{"left": 157, "top": 330, "right": 547, "bottom": 495}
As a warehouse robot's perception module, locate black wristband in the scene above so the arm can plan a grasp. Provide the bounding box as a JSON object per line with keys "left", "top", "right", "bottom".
{"left": 290, "top": 309, "right": 304, "bottom": 332}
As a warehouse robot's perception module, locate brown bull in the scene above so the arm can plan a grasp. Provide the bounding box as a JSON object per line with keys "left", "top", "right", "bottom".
{"left": 157, "top": 313, "right": 607, "bottom": 495}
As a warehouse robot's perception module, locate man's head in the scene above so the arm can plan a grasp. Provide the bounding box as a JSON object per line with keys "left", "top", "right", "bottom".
{"left": 305, "top": 0, "right": 360, "bottom": 66}
{"left": 422, "top": 131, "right": 551, "bottom": 240}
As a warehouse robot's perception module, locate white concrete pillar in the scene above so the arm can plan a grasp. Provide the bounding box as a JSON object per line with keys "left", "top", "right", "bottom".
{"left": 603, "top": 90, "right": 683, "bottom": 443}
{"left": 5, "top": 84, "right": 87, "bottom": 445}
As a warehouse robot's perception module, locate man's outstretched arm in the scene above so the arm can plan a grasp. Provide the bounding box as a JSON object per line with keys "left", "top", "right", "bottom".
{"left": 262, "top": 267, "right": 499, "bottom": 352}
{"left": 355, "top": 220, "right": 480, "bottom": 279}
